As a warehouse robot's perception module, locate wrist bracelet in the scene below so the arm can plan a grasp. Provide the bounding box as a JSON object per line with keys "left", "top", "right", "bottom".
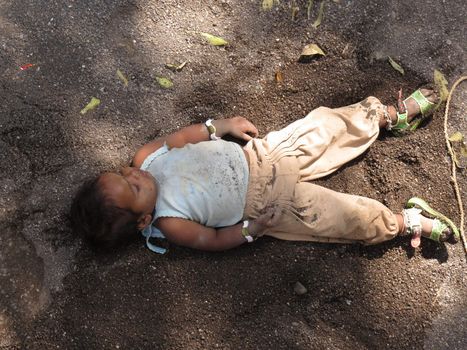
{"left": 241, "top": 220, "right": 255, "bottom": 243}
{"left": 205, "top": 119, "right": 220, "bottom": 140}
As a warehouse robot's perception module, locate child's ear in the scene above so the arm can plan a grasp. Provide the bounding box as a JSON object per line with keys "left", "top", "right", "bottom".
{"left": 137, "top": 214, "right": 153, "bottom": 230}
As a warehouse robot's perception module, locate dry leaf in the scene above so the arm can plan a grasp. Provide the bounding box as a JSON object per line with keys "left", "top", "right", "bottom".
{"left": 388, "top": 56, "right": 405, "bottom": 75}
{"left": 80, "top": 97, "right": 101, "bottom": 115}
{"left": 302, "top": 43, "right": 325, "bottom": 56}
{"left": 262, "top": 0, "right": 275, "bottom": 10}
{"left": 449, "top": 131, "right": 467, "bottom": 168}
{"left": 291, "top": 3, "right": 299, "bottom": 21}
{"left": 449, "top": 131, "right": 464, "bottom": 142}
{"left": 434, "top": 69, "right": 449, "bottom": 102}
{"left": 299, "top": 43, "right": 325, "bottom": 62}
{"left": 165, "top": 61, "right": 187, "bottom": 72}
{"left": 452, "top": 143, "right": 467, "bottom": 168}
{"left": 200, "top": 32, "right": 229, "bottom": 46}
{"left": 155, "top": 76, "right": 173, "bottom": 89}
{"left": 275, "top": 70, "right": 283, "bottom": 83}
{"left": 312, "top": 0, "right": 325, "bottom": 28}
{"left": 116, "top": 69, "right": 128, "bottom": 86}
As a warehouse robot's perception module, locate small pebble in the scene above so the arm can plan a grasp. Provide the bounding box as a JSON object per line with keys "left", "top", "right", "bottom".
{"left": 294, "top": 282, "right": 307, "bottom": 295}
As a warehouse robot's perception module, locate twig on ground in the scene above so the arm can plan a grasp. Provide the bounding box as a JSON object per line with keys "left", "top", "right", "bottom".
{"left": 443, "top": 75, "right": 467, "bottom": 258}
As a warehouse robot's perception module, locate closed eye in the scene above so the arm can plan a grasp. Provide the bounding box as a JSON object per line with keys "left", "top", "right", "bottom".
{"left": 124, "top": 177, "right": 138, "bottom": 195}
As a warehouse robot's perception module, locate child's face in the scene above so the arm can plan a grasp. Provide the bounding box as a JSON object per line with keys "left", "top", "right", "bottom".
{"left": 99, "top": 167, "right": 157, "bottom": 219}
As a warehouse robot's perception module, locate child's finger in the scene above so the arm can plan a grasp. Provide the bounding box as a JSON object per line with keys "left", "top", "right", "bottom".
{"left": 411, "top": 229, "right": 421, "bottom": 248}
{"left": 250, "top": 124, "right": 259, "bottom": 135}
{"left": 262, "top": 207, "right": 283, "bottom": 227}
{"left": 256, "top": 208, "right": 275, "bottom": 226}
{"left": 240, "top": 132, "right": 253, "bottom": 141}
{"left": 246, "top": 123, "right": 259, "bottom": 137}
{"left": 236, "top": 118, "right": 258, "bottom": 136}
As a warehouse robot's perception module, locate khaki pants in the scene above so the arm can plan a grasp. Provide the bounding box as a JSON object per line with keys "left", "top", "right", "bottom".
{"left": 243, "top": 97, "right": 399, "bottom": 245}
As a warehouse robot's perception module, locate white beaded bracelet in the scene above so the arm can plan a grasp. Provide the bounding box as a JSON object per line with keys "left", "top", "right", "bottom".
{"left": 205, "top": 119, "right": 220, "bottom": 140}
{"left": 241, "top": 220, "right": 254, "bottom": 243}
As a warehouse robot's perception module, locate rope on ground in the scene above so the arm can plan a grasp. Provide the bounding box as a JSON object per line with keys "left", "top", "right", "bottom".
{"left": 443, "top": 75, "right": 467, "bottom": 256}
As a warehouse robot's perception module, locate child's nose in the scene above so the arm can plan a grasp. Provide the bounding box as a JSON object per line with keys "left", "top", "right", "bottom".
{"left": 121, "top": 167, "right": 137, "bottom": 177}
{"left": 121, "top": 167, "right": 131, "bottom": 176}
{"left": 122, "top": 167, "right": 143, "bottom": 181}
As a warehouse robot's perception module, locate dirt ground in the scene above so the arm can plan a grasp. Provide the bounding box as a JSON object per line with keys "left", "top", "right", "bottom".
{"left": 1, "top": 1, "right": 466, "bottom": 349}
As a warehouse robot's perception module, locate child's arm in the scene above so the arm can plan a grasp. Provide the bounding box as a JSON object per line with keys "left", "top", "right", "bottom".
{"left": 156, "top": 207, "right": 282, "bottom": 251}
{"left": 156, "top": 217, "right": 264, "bottom": 251}
{"left": 132, "top": 117, "right": 258, "bottom": 168}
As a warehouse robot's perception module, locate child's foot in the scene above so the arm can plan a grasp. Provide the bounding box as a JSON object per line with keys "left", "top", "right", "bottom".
{"left": 400, "top": 208, "right": 457, "bottom": 248}
{"left": 380, "top": 88, "right": 439, "bottom": 130}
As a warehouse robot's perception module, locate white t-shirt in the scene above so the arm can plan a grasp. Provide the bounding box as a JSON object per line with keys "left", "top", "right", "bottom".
{"left": 140, "top": 140, "right": 249, "bottom": 227}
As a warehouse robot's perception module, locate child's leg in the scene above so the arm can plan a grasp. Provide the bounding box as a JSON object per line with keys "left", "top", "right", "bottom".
{"left": 250, "top": 96, "right": 384, "bottom": 182}
{"left": 261, "top": 181, "right": 400, "bottom": 244}
{"left": 260, "top": 182, "right": 453, "bottom": 245}
{"left": 247, "top": 90, "right": 439, "bottom": 182}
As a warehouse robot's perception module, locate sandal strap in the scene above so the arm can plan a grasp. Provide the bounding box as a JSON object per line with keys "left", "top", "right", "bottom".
{"left": 405, "top": 89, "right": 435, "bottom": 117}
{"left": 391, "top": 89, "right": 436, "bottom": 134}
{"left": 393, "top": 111, "right": 410, "bottom": 130}
{"left": 397, "top": 88, "right": 406, "bottom": 114}
{"left": 430, "top": 219, "right": 449, "bottom": 242}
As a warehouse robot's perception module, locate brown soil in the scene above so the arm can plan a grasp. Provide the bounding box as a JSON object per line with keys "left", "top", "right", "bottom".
{"left": 1, "top": 1, "right": 466, "bottom": 349}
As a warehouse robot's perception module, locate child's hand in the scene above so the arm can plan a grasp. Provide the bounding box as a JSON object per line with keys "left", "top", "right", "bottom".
{"left": 250, "top": 206, "right": 283, "bottom": 237}
{"left": 216, "top": 117, "right": 259, "bottom": 141}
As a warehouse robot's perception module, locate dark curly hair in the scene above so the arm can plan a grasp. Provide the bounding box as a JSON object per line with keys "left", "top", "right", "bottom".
{"left": 70, "top": 176, "right": 140, "bottom": 248}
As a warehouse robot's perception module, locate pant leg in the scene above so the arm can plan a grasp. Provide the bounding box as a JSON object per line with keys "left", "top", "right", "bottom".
{"left": 253, "top": 96, "right": 385, "bottom": 181}
{"left": 263, "top": 182, "right": 400, "bottom": 245}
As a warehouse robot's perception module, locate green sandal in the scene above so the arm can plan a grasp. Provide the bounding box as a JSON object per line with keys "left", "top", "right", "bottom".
{"left": 404, "top": 197, "right": 460, "bottom": 244}
{"left": 390, "top": 89, "right": 437, "bottom": 134}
